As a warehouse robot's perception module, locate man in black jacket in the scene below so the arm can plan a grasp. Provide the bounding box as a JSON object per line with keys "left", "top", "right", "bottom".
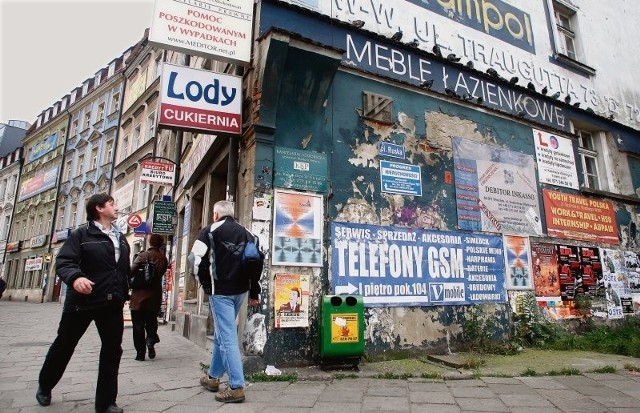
{"left": 36, "top": 193, "right": 130, "bottom": 413}
{"left": 189, "top": 200, "right": 261, "bottom": 403}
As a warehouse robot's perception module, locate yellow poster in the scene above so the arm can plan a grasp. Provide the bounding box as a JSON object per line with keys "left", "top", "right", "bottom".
{"left": 330, "top": 313, "right": 359, "bottom": 343}
{"left": 275, "top": 273, "right": 309, "bottom": 328}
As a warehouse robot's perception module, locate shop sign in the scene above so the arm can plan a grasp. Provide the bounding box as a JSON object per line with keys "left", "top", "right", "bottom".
{"left": 30, "top": 235, "right": 47, "bottom": 248}
{"left": 6, "top": 241, "right": 22, "bottom": 253}
{"left": 25, "top": 257, "right": 43, "bottom": 271}
{"left": 273, "top": 147, "right": 328, "bottom": 192}
{"left": 140, "top": 159, "right": 175, "bottom": 186}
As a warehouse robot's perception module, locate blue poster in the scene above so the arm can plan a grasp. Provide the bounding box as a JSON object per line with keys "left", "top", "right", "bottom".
{"left": 331, "top": 222, "right": 506, "bottom": 307}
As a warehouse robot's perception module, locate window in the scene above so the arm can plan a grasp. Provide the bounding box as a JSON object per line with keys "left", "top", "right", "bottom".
{"left": 362, "top": 91, "right": 393, "bottom": 124}
{"left": 104, "top": 140, "right": 114, "bottom": 164}
{"left": 120, "top": 136, "right": 129, "bottom": 162}
{"left": 146, "top": 112, "right": 156, "bottom": 141}
{"left": 137, "top": 183, "right": 149, "bottom": 210}
{"left": 76, "top": 154, "right": 85, "bottom": 176}
{"left": 83, "top": 111, "right": 92, "bottom": 130}
{"left": 46, "top": 212, "right": 52, "bottom": 233}
{"left": 71, "top": 119, "right": 79, "bottom": 137}
{"left": 576, "top": 129, "right": 601, "bottom": 190}
{"left": 37, "top": 214, "right": 44, "bottom": 234}
{"left": 57, "top": 206, "right": 66, "bottom": 229}
{"left": 90, "top": 146, "right": 99, "bottom": 170}
{"left": 97, "top": 102, "right": 106, "bottom": 122}
{"left": 2, "top": 215, "right": 9, "bottom": 239}
{"left": 64, "top": 160, "right": 73, "bottom": 181}
{"left": 554, "top": 7, "right": 576, "bottom": 60}
{"left": 29, "top": 216, "right": 35, "bottom": 238}
{"left": 70, "top": 202, "right": 78, "bottom": 227}
{"left": 110, "top": 93, "right": 120, "bottom": 114}
{"left": 133, "top": 124, "right": 141, "bottom": 150}
{"left": 154, "top": 55, "right": 163, "bottom": 79}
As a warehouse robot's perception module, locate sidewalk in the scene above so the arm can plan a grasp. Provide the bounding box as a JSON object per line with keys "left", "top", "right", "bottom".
{"left": 1, "top": 300, "right": 639, "bottom": 412}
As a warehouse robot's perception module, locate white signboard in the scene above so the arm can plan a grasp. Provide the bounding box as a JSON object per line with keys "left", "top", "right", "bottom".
{"left": 149, "top": 0, "right": 253, "bottom": 65}
{"left": 159, "top": 63, "right": 242, "bottom": 134}
{"left": 112, "top": 180, "right": 135, "bottom": 212}
{"left": 141, "top": 159, "right": 176, "bottom": 186}
{"left": 25, "top": 257, "right": 43, "bottom": 271}
{"left": 533, "top": 129, "right": 579, "bottom": 189}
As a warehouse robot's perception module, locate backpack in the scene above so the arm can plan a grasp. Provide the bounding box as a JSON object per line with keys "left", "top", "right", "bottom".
{"left": 242, "top": 233, "right": 265, "bottom": 280}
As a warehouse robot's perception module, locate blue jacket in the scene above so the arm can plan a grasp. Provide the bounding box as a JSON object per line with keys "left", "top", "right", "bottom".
{"left": 56, "top": 221, "right": 130, "bottom": 312}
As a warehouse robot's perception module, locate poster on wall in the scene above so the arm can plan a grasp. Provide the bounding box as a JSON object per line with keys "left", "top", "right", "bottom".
{"left": 531, "top": 242, "right": 572, "bottom": 319}
{"left": 452, "top": 137, "right": 541, "bottom": 235}
{"left": 557, "top": 244, "right": 580, "bottom": 302}
{"left": 532, "top": 128, "right": 579, "bottom": 189}
{"left": 272, "top": 189, "right": 323, "bottom": 266}
{"left": 274, "top": 273, "right": 309, "bottom": 328}
{"left": 504, "top": 235, "right": 533, "bottom": 290}
{"left": 330, "top": 221, "right": 506, "bottom": 307}
{"left": 577, "top": 247, "right": 601, "bottom": 297}
{"left": 542, "top": 189, "right": 619, "bottom": 244}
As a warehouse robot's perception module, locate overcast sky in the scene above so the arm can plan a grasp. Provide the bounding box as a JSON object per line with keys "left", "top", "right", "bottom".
{"left": 1, "top": 0, "right": 154, "bottom": 126}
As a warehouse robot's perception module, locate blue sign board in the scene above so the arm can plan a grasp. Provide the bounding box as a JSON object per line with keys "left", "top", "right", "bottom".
{"left": 379, "top": 142, "right": 405, "bottom": 159}
{"left": 29, "top": 132, "right": 58, "bottom": 162}
{"left": 380, "top": 160, "right": 422, "bottom": 196}
{"left": 331, "top": 222, "right": 506, "bottom": 307}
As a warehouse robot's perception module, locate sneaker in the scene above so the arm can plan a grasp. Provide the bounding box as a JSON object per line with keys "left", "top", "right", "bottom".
{"left": 199, "top": 375, "right": 219, "bottom": 392}
{"left": 215, "top": 387, "right": 245, "bottom": 403}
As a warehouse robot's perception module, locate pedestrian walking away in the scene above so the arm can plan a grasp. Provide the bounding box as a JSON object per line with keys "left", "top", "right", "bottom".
{"left": 36, "top": 193, "right": 131, "bottom": 413}
{"left": 129, "top": 233, "right": 168, "bottom": 361}
{"left": 188, "top": 200, "right": 263, "bottom": 403}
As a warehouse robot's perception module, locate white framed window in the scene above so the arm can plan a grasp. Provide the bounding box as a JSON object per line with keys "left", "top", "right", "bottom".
{"left": 110, "top": 93, "right": 120, "bottom": 114}
{"left": 154, "top": 54, "right": 163, "bottom": 79}
{"left": 70, "top": 202, "right": 78, "bottom": 227}
{"left": 137, "top": 183, "right": 149, "bottom": 211}
{"left": 554, "top": 8, "right": 576, "bottom": 60}
{"left": 90, "top": 146, "right": 99, "bottom": 170}
{"left": 104, "top": 139, "right": 114, "bottom": 164}
{"left": 37, "top": 214, "right": 44, "bottom": 234}
{"left": 57, "top": 206, "right": 66, "bottom": 229}
{"left": 120, "top": 136, "right": 129, "bottom": 162}
{"left": 2, "top": 215, "right": 10, "bottom": 240}
{"left": 146, "top": 112, "right": 156, "bottom": 141}
{"left": 133, "top": 124, "right": 142, "bottom": 150}
{"left": 83, "top": 111, "right": 92, "bottom": 130}
{"left": 46, "top": 212, "right": 52, "bottom": 233}
{"left": 64, "top": 160, "right": 73, "bottom": 181}
{"left": 71, "top": 119, "right": 79, "bottom": 137}
{"left": 76, "top": 154, "right": 85, "bottom": 176}
{"left": 97, "top": 102, "right": 106, "bottom": 122}
{"left": 547, "top": 0, "right": 594, "bottom": 75}
{"left": 576, "top": 129, "right": 600, "bottom": 190}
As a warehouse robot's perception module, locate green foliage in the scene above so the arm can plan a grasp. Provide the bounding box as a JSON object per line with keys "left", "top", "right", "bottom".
{"left": 547, "top": 367, "right": 580, "bottom": 376}
{"left": 245, "top": 372, "right": 299, "bottom": 382}
{"left": 372, "top": 372, "right": 414, "bottom": 380}
{"left": 462, "top": 304, "right": 518, "bottom": 354}
{"left": 590, "top": 365, "right": 617, "bottom": 373}
{"left": 460, "top": 355, "right": 485, "bottom": 369}
{"left": 420, "top": 372, "right": 442, "bottom": 379}
{"left": 547, "top": 316, "right": 640, "bottom": 357}
{"left": 512, "top": 292, "right": 567, "bottom": 347}
{"left": 333, "top": 373, "right": 358, "bottom": 380}
{"left": 520, "top": 368, "right": 539, "bottom": 376}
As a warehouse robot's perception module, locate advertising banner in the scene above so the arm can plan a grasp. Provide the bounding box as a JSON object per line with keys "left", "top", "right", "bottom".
{"left": 503, "top": 235, "right": 533, "bottom": 290}
{"left": 19, "top": 166, "right": 58, "bottom": 201}
{"left": 274, "top": 273, "right": 309, "bottom": 328}
{"left": 25, "top": 257, "right": 43, "bottom": 271}
{"left": 542, "top": 189, "right": 619, "bottom": 244}
{"left": 141, "top": 159, "right": 176, "bottom": 186}
{"left": 330, "top": 222, "right": 505, "bottom": 307}
{"left": 272, "top": 190, "right": 323, "bottom": 266}
{"left": 453, "top": 137, "right": 540, "bottom": 235}
{"left": 531, "top": 242, "right": 561, "bottom": 298}
{"left": 532, "top": 128, "right": 579, "bottom": 189}
{"left": 159, "top": 63, "right": 242, "bottom": 134}
{"left": 149, "top": 0, "right": 253, "bottom": 65}
{"left": 29, "top": 132, "right": 58, "bottom": 162}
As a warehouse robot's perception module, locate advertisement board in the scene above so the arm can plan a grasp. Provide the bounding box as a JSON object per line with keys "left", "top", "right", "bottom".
{"left": 159, "top": 63, "right": 242, "bottom": 134}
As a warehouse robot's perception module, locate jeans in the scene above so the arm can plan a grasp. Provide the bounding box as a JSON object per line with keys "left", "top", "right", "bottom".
{"left": 208, "top": 292, "right": 247, "bottom": 389}
{"left": 39, "top": 303, "right": 124, "bottom": 411}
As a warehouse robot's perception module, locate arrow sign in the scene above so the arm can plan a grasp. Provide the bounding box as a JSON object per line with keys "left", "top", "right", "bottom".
{"left": 335, "top": 282, "right": 358, "bottom": 295}
{"left": 127, "top": 214, "right": 142, "bottom": 229}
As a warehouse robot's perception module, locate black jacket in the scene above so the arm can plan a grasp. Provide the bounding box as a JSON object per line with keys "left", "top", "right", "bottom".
{"left": 189, "top": 216, "right": 261, "bottom": 299}
{"left": 56, "top": 221, "right": 130, "bottom": 312}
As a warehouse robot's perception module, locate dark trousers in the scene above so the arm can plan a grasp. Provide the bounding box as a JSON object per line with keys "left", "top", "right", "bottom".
{"left": 39, "top": 304, "right": 124, "bottom": 411}
{"left": 130, "top": 310, "right": 159, "bottom": 355}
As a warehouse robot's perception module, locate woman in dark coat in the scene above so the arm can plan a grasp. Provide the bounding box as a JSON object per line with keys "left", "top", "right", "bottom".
{"left": 130, "top": 233, "right": 168, "bottom": 361}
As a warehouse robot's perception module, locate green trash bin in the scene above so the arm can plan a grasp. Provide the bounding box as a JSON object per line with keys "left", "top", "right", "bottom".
{"left": 319, "top": 295, "right": 365, "bottom": 366}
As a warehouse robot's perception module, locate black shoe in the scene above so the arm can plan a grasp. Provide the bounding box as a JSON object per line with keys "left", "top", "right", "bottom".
{"left": 36, "top": 386, "right": 51, "bottom": 406}
{"left": 147, "top": 345, "right": 155, "bottom": 359}
{"left": 135, "top": 353, "right": 145, "bottom": 361}
{"left": 96, "top": 403, "right": 123, "bottom": 413}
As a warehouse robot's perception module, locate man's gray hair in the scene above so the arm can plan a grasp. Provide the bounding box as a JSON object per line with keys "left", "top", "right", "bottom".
{"left": 214, "top": 200, "right": 235, "bottom": 219}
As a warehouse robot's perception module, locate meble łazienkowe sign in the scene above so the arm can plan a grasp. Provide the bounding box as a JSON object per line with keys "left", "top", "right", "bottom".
{"left": 159, "top": 63, "right": 242, "bottom": 134}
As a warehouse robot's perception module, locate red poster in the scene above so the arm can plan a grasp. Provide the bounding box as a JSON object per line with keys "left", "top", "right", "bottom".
{"left": 558, "top": 244, "right": 579, "bottom": 301}
{"left": 531, "top": 242, "right": 560, "bottom": 298}
{"left": 578, "top": 247, "right": 601, "bottom": 297}
{"left": 542, "top": 189, "right": 619, "bottom": 244}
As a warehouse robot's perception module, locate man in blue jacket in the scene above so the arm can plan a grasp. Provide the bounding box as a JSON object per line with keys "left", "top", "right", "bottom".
{"left": 189, "top": 200, "right": 261, "bottom": 403}
{"left": 36, "top": 193, "right": 130, "bottom": 413}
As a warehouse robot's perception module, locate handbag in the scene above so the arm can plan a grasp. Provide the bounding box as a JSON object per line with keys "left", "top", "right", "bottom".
{"left": 129, "top": 252, "right": 156, "bottom": 289}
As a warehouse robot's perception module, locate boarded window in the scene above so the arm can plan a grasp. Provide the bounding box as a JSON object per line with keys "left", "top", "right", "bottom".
{"left": 363, "top": 91, "right": 392, "bottom": 124}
